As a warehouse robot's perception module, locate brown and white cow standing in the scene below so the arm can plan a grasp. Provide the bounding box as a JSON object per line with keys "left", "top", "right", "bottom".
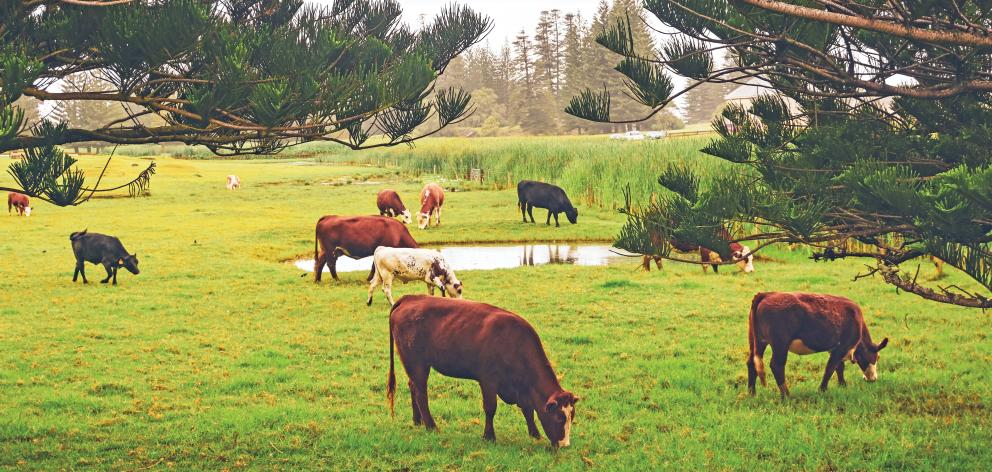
{"left": 387, "top": 295, "right": 580, "bottom": 448}
{"left": 376, "top": 189, "right": 412, "bottom": 224}
{"left": 226, "top": 175, "right": 241, "bottom": 190}
{"left": 368, "top": 247, "right": 462, "bottom": 306}
{"left": 7, "top": 192, "right": 31, "bottom": 216}
{"left": 642, "top": 228, "right": 754, "bottom": 273}
{"left": 314, "top": 215, "right": 419, "bottom": 281}
{"left": 417, "top": 183, "right": 445, "bottom": 229}
{"left": 747, "top": 292, "right": 889, "bottom": 398}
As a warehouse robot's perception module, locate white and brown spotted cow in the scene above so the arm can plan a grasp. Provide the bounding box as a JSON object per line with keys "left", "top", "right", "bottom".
{"left": 367, "top": 247, "right": 462, "bottom": 306}
{"left": 226, "top": 175, "right": 241, "bottom": 190}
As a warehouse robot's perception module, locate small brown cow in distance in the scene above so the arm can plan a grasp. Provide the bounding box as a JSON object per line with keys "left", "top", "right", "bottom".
{"left": 313, "top": 215, "right": 418, "bottom": 281}
{"left": 376, "top": 189, "right": 411, "bottom": 224}
{"left": 7, "top": 192, "right": 31, "bottom": 216}
{"left": 387, "top": 295, "right": 580, "bottom": 448}
{"left": 643, "top": 227, "right": 754, "bottom": 273}
{"left": 417, "top": 183, "right": 445, "bottom": 229}
{"left": 747, "top": 292, "right": 889, "bottom": 398}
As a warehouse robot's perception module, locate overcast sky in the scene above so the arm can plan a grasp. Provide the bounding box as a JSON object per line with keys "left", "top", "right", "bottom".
{"left": 387, "top": 1, "right": 604, "bottom": 46}
{"left": 310, "top": 1, "right": 663, "bottom": 47}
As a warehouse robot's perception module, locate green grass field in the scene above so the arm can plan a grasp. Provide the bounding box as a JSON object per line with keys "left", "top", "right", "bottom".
{"left": 1, "top": 148, "right": 990, "bottom": 470}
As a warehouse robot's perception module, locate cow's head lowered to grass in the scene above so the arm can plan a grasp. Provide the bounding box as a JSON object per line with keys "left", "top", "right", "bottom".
{"left": 539, "top": 390, "right": 580, "bottom": 448}
{"left": 564, "top": 206, "right": 578, "bottom": 224}
{"left": 120, "top": 254, "right": 140, "bottom": 275}
{"left": 430, "top": 259, "right": 462, "bottom": 298}
{"left": 852, "top": 337, "right": 889, "bottom": 382}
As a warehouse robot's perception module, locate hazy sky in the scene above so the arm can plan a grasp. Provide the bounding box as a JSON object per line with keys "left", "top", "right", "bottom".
{"left": 396, "top": 1, "right": 604, "bottom": 46}
{"left": 309, "top": 1, "right": 664, "bottom": 47}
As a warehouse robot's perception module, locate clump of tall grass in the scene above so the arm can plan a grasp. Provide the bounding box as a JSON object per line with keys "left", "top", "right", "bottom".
{"left": 316, "top": 136, "right": 729, "bottom": 209}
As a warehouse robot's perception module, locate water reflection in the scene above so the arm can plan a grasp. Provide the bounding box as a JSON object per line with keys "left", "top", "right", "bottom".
{"left": 296, "top": 244, "right": 630, "bottom": 273}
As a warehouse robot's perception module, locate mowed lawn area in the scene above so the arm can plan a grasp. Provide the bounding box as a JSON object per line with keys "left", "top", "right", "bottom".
{"left": 1, "top": 154, "right": 990, "bottom": 470}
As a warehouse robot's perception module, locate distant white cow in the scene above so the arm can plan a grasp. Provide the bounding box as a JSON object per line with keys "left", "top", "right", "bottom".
{"left": 367, "top": 247, "right": 462, "bottom": 306}
{"left": 226, "top": 175, "right": 241, "bottom": 190}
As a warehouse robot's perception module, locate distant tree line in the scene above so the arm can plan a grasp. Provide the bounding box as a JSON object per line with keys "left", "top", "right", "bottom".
{"left": 436, "top": 0, "right": 694, "bottom": 137}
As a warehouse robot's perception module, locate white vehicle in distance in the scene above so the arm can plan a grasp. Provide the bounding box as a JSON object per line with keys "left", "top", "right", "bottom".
{"left": 609, "top": 130, "right": 646, "bottom": 141}
{"left": 644, "top": 131, "right": 668, "bottom": 140}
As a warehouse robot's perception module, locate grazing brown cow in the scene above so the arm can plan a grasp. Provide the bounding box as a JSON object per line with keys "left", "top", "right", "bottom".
{"left": 747, "top": 292, "right": 889, "bottom": 398}
{"left": 417, "top": 183, "right": 445, "bottom": 229}
{"left": 376, "top": 189, "right": 411, "bottom": 224}
{"left": 313, "top": 215, "right": 419, "bottom": 281}
{"left": 7, "top": 192, "right": 31, "bottom": 216}
{"left": 642, "top": 228, "right": 754, "bottom": 273}
{"left": 387, "top": 295, "right": 580, "bottom": 448}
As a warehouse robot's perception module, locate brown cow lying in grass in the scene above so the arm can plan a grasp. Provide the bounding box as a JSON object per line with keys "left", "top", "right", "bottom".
{"left": 747, "top": 292, "right": 888, "bottom": 398}
{"left": 387, "top": 295, "right": 579, "bottom": 448}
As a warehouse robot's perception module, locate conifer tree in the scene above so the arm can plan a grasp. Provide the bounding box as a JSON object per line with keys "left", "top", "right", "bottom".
{"left": 1, "top": 0, "right": 490, "bottom": 206}
{"left": 568, "top": 0, "right": 992, "bottom": 308}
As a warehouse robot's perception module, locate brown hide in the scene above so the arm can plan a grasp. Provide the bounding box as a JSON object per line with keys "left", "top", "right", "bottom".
{"left": 387, "top": 295, "right": 579, "bottom": 448}
{"left": 642, "top": 227, "right": 747, "bottom": 273}
{"left": 746, "top": 292, "right": 888, "bottom": 397}
{"left": 7, "top": 192, "right": 29, "bottom": 216}
{"left": 313, "top": 215, "right": 418, "bottom": 281}
{"left": 376, "top": 189, "right": 408, "bottom": 219}
{"left": 419, "top": 183, "right": 445, "bottom": 214}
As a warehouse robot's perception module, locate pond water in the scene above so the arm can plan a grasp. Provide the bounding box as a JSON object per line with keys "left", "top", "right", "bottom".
{"left": 295, "top": 244, "right": 635, "bottom": 273}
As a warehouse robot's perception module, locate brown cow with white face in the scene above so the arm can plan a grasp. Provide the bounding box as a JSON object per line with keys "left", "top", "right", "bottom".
{"left": 747, "top": 292, "right": 889, "bottom": 398}
{"left": 417, "top": 183, "right": 445, "bottom": 229}
{"left": 387, "top": 295, "right": 580, "bottom": 448}
{"left": 642, "top": 227, "right": 754, "bottom": 273}
{"left": 377, "top": 189, "right": 411, "bottom": 224}
{"left": 7, "top": 192, "right": 31, "bottom": 216}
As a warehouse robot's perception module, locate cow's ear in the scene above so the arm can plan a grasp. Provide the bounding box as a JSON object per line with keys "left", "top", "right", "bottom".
{"left": 545, "top": 398, "right": 558, "bottom": 413}
{"left": 876, "top": 338, "right": 889, "bottom": 351}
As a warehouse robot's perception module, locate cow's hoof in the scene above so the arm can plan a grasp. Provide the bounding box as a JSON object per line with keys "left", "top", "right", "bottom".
{"left": 100, "top": 280, "right": 109, "bottom": 284}
{"left": 483, "top": 434, "right": 495, "bottom": 442}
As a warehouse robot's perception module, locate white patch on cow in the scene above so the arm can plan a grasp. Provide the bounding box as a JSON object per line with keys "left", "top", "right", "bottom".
{"left": 788, "top": 339, "right": 817, "bottom": 355}
{"left": 752, "top": 354, "right": 765, "bottom": 377}
{"left": 559, "top": 405, "right": 574, "bottom": 448}
{"left": 24, "top": 206, "right": 31, "bottom": 217}
{"left": 736, "top": 245, "right": 755, "bottom": 273}
{"left": 864, "top": 363, "right": 878, "bottom": 382}
{"left": 417, "top": 212, "right": 430, "bottom": 229}
{"left": 401, "top": 209, "right": 412, "bottom": 224}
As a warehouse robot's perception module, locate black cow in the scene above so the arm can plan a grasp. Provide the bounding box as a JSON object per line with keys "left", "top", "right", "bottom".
{"left": 517, "top": 180, "right": 578, "bottom": 227}
{"left": 70, "top": 230, "right": 140, "bottom": 285}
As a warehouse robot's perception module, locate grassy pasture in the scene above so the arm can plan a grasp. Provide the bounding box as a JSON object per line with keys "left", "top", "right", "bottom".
{"left": 1, "top": 148, "right": 990, "bottom": 470}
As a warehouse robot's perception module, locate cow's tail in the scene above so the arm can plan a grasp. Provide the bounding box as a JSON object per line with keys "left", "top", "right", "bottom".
{"left": 70, "top": 229, "right": 88, "bottom": 241}
{"left": 748, "top": 292, "right": 767, "bottom": 383}
{"left": 369, "top": 260, "right": 377, "bottom": 282}
{"left": 387, "top": 305, "right": 397, "bottom": 417}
